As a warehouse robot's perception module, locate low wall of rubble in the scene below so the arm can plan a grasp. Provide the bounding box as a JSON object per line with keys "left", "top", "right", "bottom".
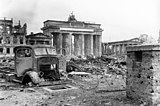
{"left": 126, "top": 44, "right": 160, "bottom": 105}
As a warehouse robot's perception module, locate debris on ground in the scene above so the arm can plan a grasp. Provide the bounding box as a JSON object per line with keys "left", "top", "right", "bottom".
{"left": 67, "top": 55, "right": 127, "bottom": 78}
{"left": 0, "top": 55, "right": 142, "bottom": 106}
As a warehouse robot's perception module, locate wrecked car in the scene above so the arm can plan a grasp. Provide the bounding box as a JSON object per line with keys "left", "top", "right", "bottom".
{"left": 5, "top": 45, "right": 66, "bottom": 85}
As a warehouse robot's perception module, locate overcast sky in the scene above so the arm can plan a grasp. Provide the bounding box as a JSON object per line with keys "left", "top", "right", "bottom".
{"left": 0, "top": 0, "right": 159, "bottom": 42}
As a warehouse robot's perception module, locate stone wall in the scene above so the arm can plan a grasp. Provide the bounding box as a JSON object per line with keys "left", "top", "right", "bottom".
{"left": 126, "top": 45, "right": 160, "bottom": 105}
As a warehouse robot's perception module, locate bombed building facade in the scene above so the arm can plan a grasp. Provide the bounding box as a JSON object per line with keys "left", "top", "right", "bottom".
{"left": 0, "top": 18, "right": 26, "bottom": 57}
{"left": 0, "top": 15, "right": 103, "bottom": 57}
{"left": 102, "top": 38, "right": 142, "bottom": 56}
{"left": 0, "top": 15, "right": 145, "bottom": 57}
{"left": 41, "top": 14, "right": 103, "bottom": 57}
{"left": 26, "top": 32, "right": 52, "bottom": 46}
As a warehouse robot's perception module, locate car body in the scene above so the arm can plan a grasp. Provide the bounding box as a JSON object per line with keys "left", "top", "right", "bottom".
{"left": 13, "top": 45, "right": 66, "bottom": 84}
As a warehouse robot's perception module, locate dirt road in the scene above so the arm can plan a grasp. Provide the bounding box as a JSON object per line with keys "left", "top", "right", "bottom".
{"left": 0, "top": 75, "right": 141, "bottom": 106}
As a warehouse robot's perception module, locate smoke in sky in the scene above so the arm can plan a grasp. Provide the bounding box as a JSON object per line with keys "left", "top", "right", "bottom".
{"left": 0, "top": 0, "right": 72, "bottom": 34}
{"left": 1, "top": 0, "right": 39, "bottom": 33}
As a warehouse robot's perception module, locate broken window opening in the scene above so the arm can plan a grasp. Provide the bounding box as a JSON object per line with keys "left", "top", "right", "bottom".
{"left": 135, "top": 51, "right": 142, "bottom": 62}
{"left": 0, "top": 48, "right": 3, "bottom": 54}
{"left": 6, "top": 48, "right": 10, "bottom": 54}
{"left": 17, "top": 48, "right": 32, "bottom": 58}
{"left": 0, "top": 37, "right": 2, "bottom": 44}
{"left": 20, "top": 37, "right": 23, "bottom": 44}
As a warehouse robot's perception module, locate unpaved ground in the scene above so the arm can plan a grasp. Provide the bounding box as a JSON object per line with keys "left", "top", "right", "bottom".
{"left": 0, "top": 75, "right": 141, "bottom": 106}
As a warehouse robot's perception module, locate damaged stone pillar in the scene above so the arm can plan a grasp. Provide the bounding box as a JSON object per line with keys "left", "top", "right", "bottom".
{"left": 111, "top": 45, "right": 114, "bottom": 54}
{"left": 126, "top": 44, "right": 160, "bottom": 105}
{"left": 93, "top": 35, "right": 101, "bottom": 57}
{"left": 69, "top": 33, "right": 72, "bottom": 55}
{"left": 74, "top": 34, "right": 80, "bottom": 56}
{"left": 99, "top": 35, "right": 102, "bottom": 56}
{"left": 119, "top": 45, "right": 122, "bottom": 55}
{"left": 59, "top": 33, "right": 63, "bottom": 54}
{"left": 117, "top": 45, "right": 120, "bottom": 55}
{"left": 70, "top": 33, "right": 74, "bottom": 55}
{"left": 114, "top": 45, "right": 116, "bottom": 55}
{"left": 74, "top": 34, "right": 84, "bottom": 56}
{"left": 84, "top": 34, "right": 93, "bottom": 56}
{"left": 62, "top": 33, "right": 72, "bottom": 55}
{"left": 122, "top": 44, "right": 125, "bottom": 54}
{"left": 52, "top": 33, "right": 63, "bottom": 54}
{"left": 114, "top": 45, "right": 117, "bottom": 55}
{"left": 90, "top": 35, "right": 93, "bottom": 55}
{"left": 81, "top": 34, "right": 84, "bottom": 56}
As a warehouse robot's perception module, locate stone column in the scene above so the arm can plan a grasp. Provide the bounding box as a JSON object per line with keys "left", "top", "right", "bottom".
{"left": 58, "top": 33, "right": 63, "bottom": 54}
{"left": 121, "top": 44, "right": 123, "bottom": 55}
{"left": 119, "top": 45, "right": 122, "bottom": 55}
{"left": 69, "top": 33, "right": 72, "bottom": 55}
{"left": 50, "top": 34, "right": 53, "bottom": 46}
{"left": 93, "top": 35, "right": 101, "bottom": 57}
{"left": 90, "top": 35, "right": 93, "bottom": 55}
{"left": 114, "top": 45, "right": 116, "bottom": 55}
{"left": 124, "top": 44, "right": 127, "bottom": 54}
{"left": 62, "top": 33, "right": 72, "bottom": 55}
{"left": 74, "top": 34, "right": 81, "bottom": 56}
{"left": 115, "top": 45, "right": 118, "bottom": 55}
{"left": 70, "top": 33, "right": 74, "bottom": 55}
{"left": 106, "top": 44, "right": 110, "bottom": 54}
{"left": 52, "top": 33, "right": 57, "bottom": 47}
{"left": 81, "top": 34, "right": 85, "bottom": 56}
{"left": 62, "top": 33, "right": 67, "bottom": 55}
{"left": 122, "top": 44, "right": 125, "bottom": 54}
{"left": 84, "top": 34, "right": 93, "bottom": 56}
{"left": 73, "top": 34, "right": 84, "bottom": 56}
{"left": 98, "top": 35, "right": 102, "bottom": 56}
{"left": 52, "top": 33, "right": 62, "bottom": 54}
{"left": 93, "top": 35, "right": 98, "bottom": 57}
{"left": 111, "top": 45, "right": 114, "bottom": 54}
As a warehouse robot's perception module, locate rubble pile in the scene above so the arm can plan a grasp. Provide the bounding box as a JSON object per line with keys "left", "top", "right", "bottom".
{"left": 68, "top": 55, "right": 127, "bottom": 77}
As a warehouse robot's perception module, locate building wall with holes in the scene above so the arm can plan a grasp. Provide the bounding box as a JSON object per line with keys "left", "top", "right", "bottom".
{"left": 126, "top": 44, "right": 160, "bottom": 105}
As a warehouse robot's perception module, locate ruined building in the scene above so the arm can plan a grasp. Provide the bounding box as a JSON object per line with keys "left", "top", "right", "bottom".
{"left": 102, "top": 38, "right": 141, "bottom": 56}
{"left": 41, "top": 14, "right": 103, "bottom": 57}
{"left": 26, "top": 32, "right": 52, "bottom": 46}
{"left": 0, "top": 18, "right": 26, "bottom": 57}
{"left": 126, "top": 44, "right": 160, "bottom": 105}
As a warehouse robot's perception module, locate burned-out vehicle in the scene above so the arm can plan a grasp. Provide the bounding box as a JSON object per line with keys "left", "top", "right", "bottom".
{"left": 9, "top": 45, "right": 66, "bottom": 85}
